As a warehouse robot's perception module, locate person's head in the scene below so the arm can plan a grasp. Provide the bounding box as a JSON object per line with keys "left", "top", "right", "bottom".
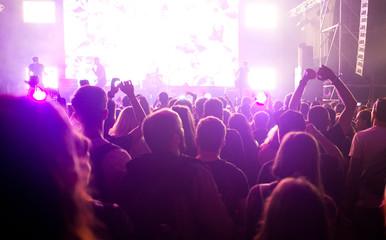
{"left": 229, "top": 113, "right": 254, "bottom": 142}
{"left": 241, "top": 96, "right": 252, "bottom": 106}
{"left": 194, "top": 97, "right": 208, "bottom": 120}
{"left": 32, "top": 56, "right": 39, "bottom": 63}
{"left": 253, "top": 111, "right": 270, "bottom": 130}
{"left": 0, "top": 96, "right": 95, "bottom": 239}
{"left": 355, "top": 109, "right": 372, "bottom": 131}
{"left": 255, "top": 177, "right": 329, "bottom": 240}
{"left": 223, "top": 108, "right": 231, "bottom": 127}
{"left": 277, "top": 110, "right": 306, "bottom": 141}
{"left": 71, "top": 86, "right": 108, "bottom": 128}
{"left": 159, "top": 92, "right": 169, "bottom": 106}
{"left": 273, "top": 132, "right": 322, "bottom": 189}
{"left": 272, "top": 109, "right": 285, "bottom": 126}
{"left": 196, "top": 116, "right": 226, "bottom": 154}
{"left": 109, "top": 106, "right": 137, "bottom": 137}
{"left": 308, "top": 106, "right": 330, "bottom": 131}
{"left": 122, "top": 95, "right": 131, "bottom": 107}
{"left": 330, "top": 101, "right": 339, "bottom": 109}
{"left": 239, "top": 103, "right": 252, "bottom": 120}
{"left": 273, "top": 100, "right": 283, "bottom": 112}
{"left": 334, "top": 103, "right": 345, "bottom": 114}
{"left": 203, "top": 98, "right": 224, "bottom": 121}
{"left": 142, "top": 109, "right": 185, "bottom": 154}
{"left": 372, "top": 98, "right": 386, "bottom": 124}
{"left": 174, "top": 98, "right": 193, "bottom": 113}
{"left": 172, "top": 105, "right": 196, "bottom": 156}
{"left": 218, "top": 97, "right": 228, "bottom": 110}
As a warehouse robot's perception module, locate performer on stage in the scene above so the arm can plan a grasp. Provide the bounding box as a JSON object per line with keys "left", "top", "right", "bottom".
{"left": 28, "top": 57, "right": 45, "bottom": 85}
{"left": 92, "top": 57, "right": 107, "bottom": 87}
{"left": 235, "top": 60, "right": 249, "bottom": 99}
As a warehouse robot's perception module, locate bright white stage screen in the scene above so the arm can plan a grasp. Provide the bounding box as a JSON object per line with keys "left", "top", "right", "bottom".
{"left": 64, "top": 0, "right": 239, "bottom": 87}
{"left": 24, "top": 1, "right": 56, "bottom": 23}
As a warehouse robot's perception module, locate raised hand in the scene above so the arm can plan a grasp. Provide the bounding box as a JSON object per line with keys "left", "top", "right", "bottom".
{"left": 119, "top": 80, "right": 135, "bottom": 97}
{"left": 317, "top": 65, "right": 337, "bottom": 81}
{"left": 303, "top": 68, "right": 316, "bottom": 81}
{"left": 110, "top": 78, "right": 120, "bottom": 95}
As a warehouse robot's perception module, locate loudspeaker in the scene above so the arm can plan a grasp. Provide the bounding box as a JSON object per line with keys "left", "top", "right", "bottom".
{"left": 298, "top": 43, "right": 315, "bottom": 69}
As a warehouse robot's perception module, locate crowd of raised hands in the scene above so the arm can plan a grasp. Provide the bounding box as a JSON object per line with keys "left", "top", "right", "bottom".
{"left": 0, "top": 64, "right": 385, "bottom": 240}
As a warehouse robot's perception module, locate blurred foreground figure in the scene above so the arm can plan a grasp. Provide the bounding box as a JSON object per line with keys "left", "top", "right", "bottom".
{"left": 255, "top": 178, "right": 330, "bottom": 240}
{"left": 0, "top": 96, "right": 97, "bottom": 240}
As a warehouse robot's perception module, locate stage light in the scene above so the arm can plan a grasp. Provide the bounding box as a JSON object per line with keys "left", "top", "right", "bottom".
{"left": 43, "top": 67, "right": 59, "bottom": 89}
{"left": 204, "top": 93, "right": 212, "bottom": 99}
{"left": 23, "top": 1, "right": 55, "bottom": 23}
{"left": 245, "top": 5, "right": 277, "bottom": 29}
{"left": 255, "top": 91, "right": 268, "bottom": 104}
{"left": 32, "top": 87, "right": 48, "bottom": 101}
{"left": 248, "top": 68, "right": 276, "bottom": 90}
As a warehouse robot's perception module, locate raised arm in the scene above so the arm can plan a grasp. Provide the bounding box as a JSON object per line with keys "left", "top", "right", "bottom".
{"left": 289, "top": 68, "right": 316, "bottom": 111}
{"left": 306, "top": 123, "right": 346, "bottom": 170}
{"left": 119, "top": 80, "right": 147, "bottom": 143}
{"left": 107, "top": 78, "right": 120, "bottom": 99}
{"left": 316, "top": 65, "right": 357, "bottom": 135}
{"left": 186, "top": 91, "right": 198, "bottom": 104}
{"left": 224, "top": 94, "right": 236, "bottom": 113}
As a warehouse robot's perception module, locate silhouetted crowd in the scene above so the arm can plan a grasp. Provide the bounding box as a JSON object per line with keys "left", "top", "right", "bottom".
{"left": 1, "top": 65, "right": 385, "bottom": 240}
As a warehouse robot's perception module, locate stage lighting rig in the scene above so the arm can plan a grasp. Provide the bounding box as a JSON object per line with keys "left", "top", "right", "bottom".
{"left": 289, "top": 0, "right": 321, "bottom": 18}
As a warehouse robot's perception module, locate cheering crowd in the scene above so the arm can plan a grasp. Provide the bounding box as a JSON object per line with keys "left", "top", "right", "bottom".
{"left": 1, "top": 65, "right": 385, "bottom": 240}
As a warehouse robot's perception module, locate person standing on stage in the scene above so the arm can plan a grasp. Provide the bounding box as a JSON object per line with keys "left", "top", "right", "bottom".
{"left": 235, "top": 60, "right": 249, "bottom": 100}
{"left": 93, "top": 57, "right": 107, "bottom": 88}
{"left": 28, "top": 56, "right": 45, "bottom": 84}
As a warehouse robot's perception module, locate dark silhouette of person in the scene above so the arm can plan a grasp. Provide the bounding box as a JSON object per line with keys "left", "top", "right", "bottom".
{"left": 0, "top": 95, "right": 98, "bottom": 239}
{"left": 196, "top": 116, "right": 249, "bottom": 234}
{"left": 203, "top": 98, "right": 247, "bottom": 179}
{"left": 93, "top": 57, "right": 107, "bottom": 88}
{"left": 118, "top": 109, "right": 233, "bottom": 239}
{"left": 28, "top": 56, "right": 45, "bottom": 84}
{"left": 235, "top": 60, "right": 249, "bottom": 101}
{"left": 71, "top": 85, "right": 131, "bottom": 203}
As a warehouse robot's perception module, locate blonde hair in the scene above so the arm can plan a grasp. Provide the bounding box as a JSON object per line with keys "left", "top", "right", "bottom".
{"left": 109, "top": 107, "right": 137, "bottom": 137}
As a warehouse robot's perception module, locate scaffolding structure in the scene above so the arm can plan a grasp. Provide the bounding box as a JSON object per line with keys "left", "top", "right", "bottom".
{"left": 319, "top": 0, "right": 362, "bottom": 101}
{"left": 320, "top": 0, "right": 386, "bottom": 101}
